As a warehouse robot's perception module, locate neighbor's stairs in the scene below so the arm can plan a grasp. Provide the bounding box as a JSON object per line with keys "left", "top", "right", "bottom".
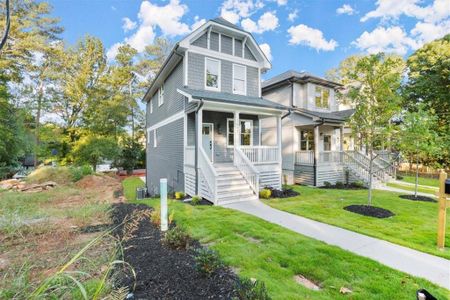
{"left": 214, "top": 163, "right": 258, "bottom": 205}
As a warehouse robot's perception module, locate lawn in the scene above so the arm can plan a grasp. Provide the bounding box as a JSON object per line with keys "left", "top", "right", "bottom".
{"left": 400, "top": 175, "right": 440, "bottom": 187}
{"left": 125, "top": 180, "right": 449, "bottom": 299}
{"left": 262, "top": 186, "right": 450, "bottom": 260}
{"left": 387, "top": 182, "right": 438, "bottom": 195}
{"left": 122, "top": 176, "right": 146, "bottom": 201}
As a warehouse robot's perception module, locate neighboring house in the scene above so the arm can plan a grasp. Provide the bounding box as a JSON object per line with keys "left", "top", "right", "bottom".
{"left": 144, "top": 18, "right": 285, "bottom": 205}
{"left": 262, "top": 71, "right": 394, "bottom": 186}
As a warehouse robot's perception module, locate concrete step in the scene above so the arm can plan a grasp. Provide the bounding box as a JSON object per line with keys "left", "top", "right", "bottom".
{"left": 217, "top": 196, "right": 258, "bottom": 206}
{"left": 217, "top": 185, "right": 253, "bottom": 194}
{"left": 217, "top": 179, "right": 249, "bottom": 187}
{"left": 216, "top": 170, "right": 242, "bottom": 176}
{"left": 217, "top": 174, "right": 245, "bottom": 181}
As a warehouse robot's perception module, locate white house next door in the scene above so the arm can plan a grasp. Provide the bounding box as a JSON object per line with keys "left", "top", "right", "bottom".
{"left": 202, "top": 123, "right": 214, "bottom": 162}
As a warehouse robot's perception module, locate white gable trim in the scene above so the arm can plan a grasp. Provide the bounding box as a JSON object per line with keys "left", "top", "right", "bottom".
{"left": 147, "top": 111, "right": 185, "bottom": 132}
{"left": 188, "top": 46, "right": 261, "bottom": 68}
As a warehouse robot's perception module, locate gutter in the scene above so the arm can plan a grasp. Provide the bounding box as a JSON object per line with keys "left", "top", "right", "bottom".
{"left": 194, "top": 99, "right": 204, "bottom": 194}
{"left": 282, "top": 108, "right": 292, "bottom": 120}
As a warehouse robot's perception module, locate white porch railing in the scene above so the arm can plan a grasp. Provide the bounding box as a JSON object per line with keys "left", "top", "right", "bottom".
{"left": 234, "top": 147, "right": 260, "bottom": 194}
{"left": 240, "top": 146, "right": 279, "bottom": 164}
{"left": 319, "top": 151, "right": 343, "bottom": 163}
{"left": 185, "top": 146, "right": 195, "bottom": 165}
{"left": 295, "top": 150, "right": 314, "bottom": 165}
{"left": 198, "top": 147, "right": 218, "bottom": 203}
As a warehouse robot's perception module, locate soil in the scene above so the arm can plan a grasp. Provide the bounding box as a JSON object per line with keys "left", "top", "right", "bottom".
{"left": 111, "top": 203, "right": 239, "bottom": 299}
{"left": 399, "top": 195, "right": 437, "bottom": 203}
{"left": 266, "top": 187, "right": 300, "bottom": 198}
{"left": 344, "top": 205, "right": 395, "bottom": 218}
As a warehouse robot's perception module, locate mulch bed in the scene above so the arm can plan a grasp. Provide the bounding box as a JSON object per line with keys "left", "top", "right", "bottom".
{"left": 185, "top": 198, "right": 214, "bottom": 206}
{"left": 111, "top": 203, "right": 238, "bottom": 299}
{"left": 267, "top": 187, "right": 300, "bottom": 198}
{"left": 344, "top": 205, "right": 395, "bottom": 219}
{"left": 399, "top": 195, "right": 437, "bottom": 203}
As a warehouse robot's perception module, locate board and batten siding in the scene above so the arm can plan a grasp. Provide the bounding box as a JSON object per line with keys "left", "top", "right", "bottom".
{"left": 187, "top": 52, "right": 259, "bottom": 97}
{"left": 294, "top": 165, "right": 314, "bottom": 185}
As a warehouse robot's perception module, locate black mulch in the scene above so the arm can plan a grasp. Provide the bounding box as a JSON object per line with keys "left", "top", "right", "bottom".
{"left": 111, "top": 203, "right": 238, "bottom": 299}
{"left": 267, "top": 187, "right": 300, "bottom": 198}
{"left": 344, "top": 205, "right": 395, "bottom": 218}
{"left": 399, "top": 194, "right": 437, "bottom": 203}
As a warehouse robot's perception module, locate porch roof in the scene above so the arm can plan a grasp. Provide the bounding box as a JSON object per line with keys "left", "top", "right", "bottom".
{"left": 294, "top": 108, "right": 355, "bottom": 123}
{"left": 178, "top": 87, "right": 287, "bottom": 110}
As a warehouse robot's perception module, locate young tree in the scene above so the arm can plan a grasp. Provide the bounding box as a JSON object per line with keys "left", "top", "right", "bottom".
{"left": 398, "top": 106, "right": 439, "bottom": 197}
{"left": 345, "top": 53, "right": 405, "bottom": 205}
{"left": 71, "top": 134, "right": 119, "bottom": 172}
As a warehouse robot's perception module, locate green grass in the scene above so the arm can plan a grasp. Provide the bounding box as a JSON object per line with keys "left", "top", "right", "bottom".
{"left": 387, "top": 182, "right": 438, "bottom": 195}
{"left": 122, "top": 176, "right": 145, "bottom": 201}
{"left": 400, "top": 175, "right": 440, "bottom": 187}
{"left": 123, "top": 179, "right": 449, "bottom": 299}
{"left": 262, "top": 186, "right": 450, "bottom": 260}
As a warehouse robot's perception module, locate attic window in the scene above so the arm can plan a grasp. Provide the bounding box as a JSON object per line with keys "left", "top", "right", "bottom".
{"left": 315, "top": 86, "right": 330, "bottom": 109}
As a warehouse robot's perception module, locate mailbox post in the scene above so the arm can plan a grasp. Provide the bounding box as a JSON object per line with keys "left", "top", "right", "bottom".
{"left": 437, "top": 170, "right": 449, "bottom": 249}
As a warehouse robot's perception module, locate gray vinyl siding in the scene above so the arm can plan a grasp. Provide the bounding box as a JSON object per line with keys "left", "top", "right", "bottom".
{"left": 147, "top": 62, "right": 184, "bottom": 126}
{"left": 192, "top": 32, "right": 207, "bottom": 48}
{"left": 210, "top": 32, "right": 219, "bottom": 51}
{"left": 244, "top": 45, "right": 256, "bottom": 61}
{"left": 294, "top": 165, "right": 314, "bottom": 185}
{"left": 146, "top": 118, "right": 184, "bottom": 195}
{"left": 262, "top": 84, "right": 292, "bottom": 107}
{"left": 187, "top": 112, "right": 195, "bottom": 146}
{"left": 187, "top": 52, "right": 259, "bottom": 97}
{"left": 234, "top": 39, "right": 242, "bottom": 57}
{"left": 221, "top": 35, "right": 233, "bottom": 55}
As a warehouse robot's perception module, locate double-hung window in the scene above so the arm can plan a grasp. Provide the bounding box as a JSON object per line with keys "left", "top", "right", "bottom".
{"left": 232, "top": 64, "right": 246, "bottom": 95}
{"left": 227, "top": 119, "right": 253, "bottom": 147}
{"left": 300, "top": 130, "right": 314, "bottom": 151}
{"left": 158, "top": 84, "right": 164, "bottom": 106}
{"left": 314, "top": 86, "right": 330, "bottom": 109}
{"left": 205, "top": 58, "right": 220, "bottom": 90}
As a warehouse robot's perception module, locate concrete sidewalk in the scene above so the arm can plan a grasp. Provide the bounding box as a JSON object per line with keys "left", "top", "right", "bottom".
{"left": 376, "top": 184, "right": 436, "bottom": 198}
{"left": 223, "top": 200, "right": 450, "bottom": 289}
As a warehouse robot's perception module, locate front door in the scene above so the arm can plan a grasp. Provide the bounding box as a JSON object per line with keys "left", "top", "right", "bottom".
{"left": 202, "top": 123, "right": 214, "bottom": 162}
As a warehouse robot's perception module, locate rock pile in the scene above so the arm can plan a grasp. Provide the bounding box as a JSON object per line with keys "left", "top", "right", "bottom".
{"left": 0, "top": 179, "right": 57, "bottom": 193}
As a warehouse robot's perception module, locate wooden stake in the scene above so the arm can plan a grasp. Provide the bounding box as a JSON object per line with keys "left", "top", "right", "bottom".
{"left": 437, "top": 170, "right": 447, "bottom": 249}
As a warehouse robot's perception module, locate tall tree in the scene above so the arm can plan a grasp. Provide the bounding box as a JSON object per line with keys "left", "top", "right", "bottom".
{"left": 343, "top": 53, "right": 405, "bottom": 205}
{"left": 404, "top": 34, "right": 450, "bottom": 167}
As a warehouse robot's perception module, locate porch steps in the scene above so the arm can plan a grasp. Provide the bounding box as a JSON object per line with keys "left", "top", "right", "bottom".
{"left": 214, "top": 163, "right": 258, "bottom": 205}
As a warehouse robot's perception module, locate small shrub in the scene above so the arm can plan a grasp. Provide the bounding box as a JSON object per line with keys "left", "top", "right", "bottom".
{"left": 323, "top": 181, "right": 331, "bottom": 187}
{"left": 345, "top": 169, "right": 350, "bottom": 186}
{"left": 335, "top": 181, "right": 345, "bottom": 188}
{"left": 259, "top": 188, "right": 271, "bottom": 199}
{"left": 191, "top": 195, "right": 201, "bottom": 205}
{"left": 150, "top": 209, "right": 161, "bottom": 226}
{"left": 235, "top": 277, "right": 271, "bottom": 300}
{"left": 351, "top": 180, "right": 365, "bottom": 188}
{"left": 163, "top": 226, "right": 190, "bottom": 249}
{"left": 69, "top": 165, "right": 93, "bottom": 182}
{"left": 194, "top": 248, "right": 223, "bottom": 276}
{"left": 396, "top": 175, "right": 404, "bottom": 180}
{"left": 175, "top": 191, "right": 185, "bottom": 200}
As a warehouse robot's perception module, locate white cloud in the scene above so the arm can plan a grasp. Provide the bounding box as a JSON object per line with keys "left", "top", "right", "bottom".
{"left": 241, "top": 11, "right": 279, "bottom": 33}
{"left": 259, "top": 43, "right": 272, "bottom": 61}
{"left": 287, "top": 24, "right": 338, "bottom": 51}
{"left": 353, "top": 26, "right": 417, "bottom": 55}
{"left": 276, "top": 0, "right": 287, "bottom": 5}
{"left": 411, "top": 20, "right": 450, "bottom": 44}
{"left": 106, "top": 42, "right": 123, "bottom": 61}
{"left": 336, "top": 4, "right": 355, "bottom": 15}
{"left": 122, "top": 17, "right": 137, "bottom": 32}
{"left": 111, "top": 6, "right": 117, "bottom": 11}
{"left": 191, "top": 16, "right": 206, "bottom": 31}
{"left": 288, "top": 9, "right": 298, "bottom": 22}
{"left": 220, "top": 0, "right": 264, "bottom": 24}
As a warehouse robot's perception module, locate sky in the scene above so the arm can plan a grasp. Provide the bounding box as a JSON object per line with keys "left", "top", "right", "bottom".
{"left": 47, "top": 0, "right": 450, "bottom": 80}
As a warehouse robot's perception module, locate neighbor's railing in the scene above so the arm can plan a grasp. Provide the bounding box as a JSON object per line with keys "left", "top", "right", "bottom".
{"left": 295, "top": 150, "right": 314, "bottom": 165}
{"left": 234, "top": 147, "right": 260, "bottom": 194}
{"left": 240, "top": 146, "right": 279, "bottom": 164}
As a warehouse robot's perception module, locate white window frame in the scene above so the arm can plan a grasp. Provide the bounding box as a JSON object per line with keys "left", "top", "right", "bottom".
{"left": 232, "top": 64, "right": 247, "bottom": 95}
{"left": 153, "top": 129, "right": 157, "bottom": 148}
{"left": 314, "top": 85, "right": 330, "bottom": 109}
{"left": 158, "top": 84, "right": 164, "bottom": 107}
{"left": 204, "top": 57, "right": 221, "bottom": 91}
{"left": 226, "top": 118, "right": 253, "bottom": 147}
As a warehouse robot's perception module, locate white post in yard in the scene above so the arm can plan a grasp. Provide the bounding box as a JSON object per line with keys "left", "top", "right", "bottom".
{"left": 160, "top": 178, "right": 168, "bottom": 232}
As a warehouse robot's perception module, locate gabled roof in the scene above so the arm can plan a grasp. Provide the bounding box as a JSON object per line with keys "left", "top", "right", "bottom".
{"left": 210, "top": 17, "right": 242, "bottom": 31}
{"left": 178, "top": 87, "right": 287, "bottom": 110}
{"left": 294, "top": 108, "right": 355, "bottom": 123}
{"left": 262, "top": 70, "right": 342, "bottom": 91}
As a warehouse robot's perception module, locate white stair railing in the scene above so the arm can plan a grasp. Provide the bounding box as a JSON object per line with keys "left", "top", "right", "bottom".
{"left": 234, "top": 147, "right": 260, "bottom": 195}
{"left": 343, "top": 151, "right": 390, "bottom": 184}
{"left": 198, "top": 147, "right": 218, "bottom": 204}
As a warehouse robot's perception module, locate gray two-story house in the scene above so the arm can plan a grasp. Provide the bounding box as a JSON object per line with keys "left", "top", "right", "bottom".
{"left": 144, "top": 18, "right": 285, "bottom": 205}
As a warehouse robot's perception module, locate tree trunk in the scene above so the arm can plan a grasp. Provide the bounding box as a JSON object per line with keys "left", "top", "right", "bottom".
{"left": 34, "top": 84, "right": 43, "bottom": 167}
{"left": 368, "top": 150, "right": 373, "bottom": 206}
{"left": 415, "top": 154, "right": 419, "bottom": 198}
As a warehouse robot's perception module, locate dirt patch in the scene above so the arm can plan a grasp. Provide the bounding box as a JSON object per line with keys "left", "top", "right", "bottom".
{"left": 344, "top": 205, "right": 395, "bottom": 218}
{"left": 293, "top": 275, "right": 321, "bottom": 291}
{"left": 76, "top": 174, "right": 120, "bottom": 190}
{"left": 111, "top": 203, "right": 238, "bottom": 299}
{"left": 399, "top": 195, "right": 437, "bottom": 203}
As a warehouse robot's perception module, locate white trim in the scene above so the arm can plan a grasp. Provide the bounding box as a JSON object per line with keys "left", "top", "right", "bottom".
{"left": 201, "top": 99, "right": 284, "bottom": 115}
{"left": 242, "top": 37, "right": 247, "bottom": 58}
{"left": 149, "top": 99, "right": 153, "bottom": 114}
{"left": 147, "top": 110, "right": 184, "bottom": 132}
{"left": 153, "top": 129, "right": 157, "bottom": 148}
{"left": 204, "top": 57, "right": 221, "bottom": 91}
{"left": 232, "top": 63, "right": 247, "bottom": 96}
{"left": 177, "top": 88, "right": 193, "bottom": 102}
{"left": 232, "top": 37, "right": 235, "bottom": 56}
{"left": 158, "top": 84, "right": 164, "bottom": 106}
{"left": 201, "top": 123, "right": 214, "bottom": 163}
{"left": 257, "top": 67, "right": 261, "bottom": 97}
{"left": 184, "top": 51, "right": 188, "bottom": 86}
{"left": 188, "top": 46, "right": 262, "bottom": 69}
{"left": 207, "top": 26, "right": 212, "bottom": 49}
{"left": 227, "top": 118, "right": 254, "bottom": 147}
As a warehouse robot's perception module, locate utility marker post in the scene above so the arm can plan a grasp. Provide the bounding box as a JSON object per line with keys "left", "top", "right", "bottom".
{"left": 437, "top": 170, "right": 448, "bottom": 249}
{"left": 160, "top": 178, "right": 168, "bottom": 232}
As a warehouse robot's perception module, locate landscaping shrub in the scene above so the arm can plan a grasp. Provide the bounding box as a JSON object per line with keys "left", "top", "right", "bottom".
{"left": 259, "top": 188, "right": 271, "bottom": 199}
{"left": 323, "top": 181, "right": 331, "bottom": 187}
{"left": 235, "top": 277, "right": 271, "bottom": 300}
{"left": 175, "top": 191, "right": 185, "bottom": 200}
{"left": 396, "top": 175, "right": 404, "bottom": 180}
{"left": 335, "top": 181, "right": 345, "bottom": 189}
{"left": 191, "top": 195, "right": 201, "bottom": 205}
{"left": 194, "top": 248, "right": 223, "bottom": 276}
{"left": 70, "top": 165, "right": 93, "bottom": 182}
{"left": 345, "top": 169, "right": 350, "bottom": 186}
{"left": 150, "top": 209, "right": 161, "bottom": 226}
{"left": 351, "top": 181, "right": 365, "bottom": 188}
{"left": 163, "top": 226, "right": 190, "bottom": 250}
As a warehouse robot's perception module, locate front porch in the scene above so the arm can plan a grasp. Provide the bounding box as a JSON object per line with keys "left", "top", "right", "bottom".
{"left": 184, "top": 105, "right": 283, "bottom": 205}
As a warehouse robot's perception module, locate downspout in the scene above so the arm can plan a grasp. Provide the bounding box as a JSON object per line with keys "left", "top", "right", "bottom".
{"left": 313, "top": 119, "right": 325, "bottom": 187}
{"left": 194, "top": 99, "right": 204, "bottom": 194}
{"left": 281, "top": 109, "right": 292, "bottom": 120}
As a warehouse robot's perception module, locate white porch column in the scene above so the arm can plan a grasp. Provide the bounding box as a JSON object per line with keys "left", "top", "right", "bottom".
{"left": 277, "top": 115, "right": 282, "bottom": 188}
{"left": 196, "top": 108, "right": 203, "bottom": 193}
{"left": 234, "top": 112, "right": 240, "bottom": 147}
{"left": 340, "top": 125, "right": 344, "bottom": 152}
{"left": 314, "top": 125, "right": 320, "bottom": 186}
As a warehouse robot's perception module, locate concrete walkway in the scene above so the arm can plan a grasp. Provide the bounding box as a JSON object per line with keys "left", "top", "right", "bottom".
{"left": 223, "top": 200, "right": 450, "bottom": 289}
{"left": 376, "top": 184, "right": 437, "bottom": 198}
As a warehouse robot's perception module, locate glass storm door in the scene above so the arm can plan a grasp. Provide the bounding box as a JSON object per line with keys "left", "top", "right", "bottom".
{"left": 202, "top": 123, "right": 214, "bottom": 162}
